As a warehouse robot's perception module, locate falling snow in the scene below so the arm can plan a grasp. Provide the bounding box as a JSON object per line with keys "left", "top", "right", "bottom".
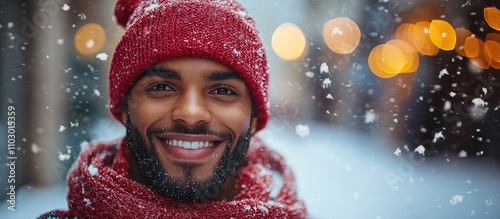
{"left": 450, "top": 195, "right": 464, "bottom": 205}
{"left": 414, "top": 145, "right": 426, "bottom": 156}
{"left": 364, "top": 110, "right": 377, "bottom": 123}
{"left": 31, "top": 143, "right": 42, "bottom": 154}
{"left": 62, "top": 4, "right": 70, "bottom": 11}
{"left": 432, "top": 131, "right": 445, "bottom": 143}
{"left": 393, "top": 147, "right": 402, "bottom": 156}
{"left": 438, "top": 68, "right": 449, "bottom": 79}
{"left": 320, "top": 62, "right": 329, "bottom": 74}
{"left": 331, "top": 27, "right": 343, "bottom": 35}
{"left": 322, "top": 78, "right": 332, "bottom": 89}
{"left": 59, "top": 125, "right": 66, "bottom": 132}
{"left": 96, "top": 53, "right": 108, "bottom": 61}
{"left": 295, "top": 124, "right": 310, "bottom": 138}
{"left": 471, "top": 98, "right": 487, "bottom": 107}
{"left": 305, "top": 71, "right": 314, "bottom": 78}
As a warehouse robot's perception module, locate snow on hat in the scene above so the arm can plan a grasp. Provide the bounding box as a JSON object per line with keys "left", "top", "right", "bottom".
{"left": 109, "top": 0, "right": 269, "bottom": 132}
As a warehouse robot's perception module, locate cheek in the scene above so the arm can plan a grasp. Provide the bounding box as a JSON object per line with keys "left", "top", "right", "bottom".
{"left": 211, "top": 102, "right": 252, "bottom": 132}
{"left": 128, "top": 99, "right": 172, "bottom": 132}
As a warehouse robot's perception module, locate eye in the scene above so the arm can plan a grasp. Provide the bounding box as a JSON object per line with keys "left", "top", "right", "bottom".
{"left": 211, "top": 87, "right": 235, "bottom": 95}
{"left": 154, "top": 83, "right": 170, "bottom": 91}
{"left": 146, "top": 82, "right": 173, "bottom": 92}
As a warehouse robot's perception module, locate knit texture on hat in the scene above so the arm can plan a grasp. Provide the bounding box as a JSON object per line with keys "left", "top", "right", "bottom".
{"left": 38, "top": 138, "right": 307, "bottom": 218}
{"left": 110, "top": 0, "right": 269, "bottom": 132}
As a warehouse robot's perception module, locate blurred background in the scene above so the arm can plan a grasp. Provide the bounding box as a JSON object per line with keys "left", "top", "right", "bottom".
{"left": 1, "top": 0, "right": 499, "bottom": 218}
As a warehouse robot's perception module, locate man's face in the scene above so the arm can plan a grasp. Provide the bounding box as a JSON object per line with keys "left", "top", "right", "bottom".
{"left": 122, "top": 58, "right": 257, "bottom": 202}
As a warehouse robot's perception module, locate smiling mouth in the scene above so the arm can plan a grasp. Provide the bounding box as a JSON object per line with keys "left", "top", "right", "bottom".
{"left": 156, "top": 134, "right": 225, "bottom": 161}
{"left": 164, "top": 139, "right": 219, "bottom": 150}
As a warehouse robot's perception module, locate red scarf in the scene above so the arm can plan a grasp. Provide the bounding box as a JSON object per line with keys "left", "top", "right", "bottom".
{"left": 40, "top": 137, "right": 307, "bottom": 218}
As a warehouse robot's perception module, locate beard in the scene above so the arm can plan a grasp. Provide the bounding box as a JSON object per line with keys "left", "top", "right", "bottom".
{"left": 125, "top": 114, "right": 251, "bottom": 203}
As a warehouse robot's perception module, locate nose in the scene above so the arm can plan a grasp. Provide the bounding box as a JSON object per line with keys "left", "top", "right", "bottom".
{"left": 171, "top": 88, "right": 211, "bottom": 126}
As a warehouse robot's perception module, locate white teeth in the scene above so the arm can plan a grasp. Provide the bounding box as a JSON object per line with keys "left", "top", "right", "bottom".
{"left": 165, "top": 139, "right": 214, "bottom": 149}
{"left": 192, "top": 142, "right": 200, "bottom": 149}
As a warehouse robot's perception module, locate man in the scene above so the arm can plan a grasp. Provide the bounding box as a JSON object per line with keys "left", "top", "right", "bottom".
{"left": 40, "top": 0, "right": 306, "bottom": 218}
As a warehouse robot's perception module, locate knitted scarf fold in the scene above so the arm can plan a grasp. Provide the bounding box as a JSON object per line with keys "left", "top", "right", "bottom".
{"left": 42, "top": 137, "right": 306, "bottom": 218}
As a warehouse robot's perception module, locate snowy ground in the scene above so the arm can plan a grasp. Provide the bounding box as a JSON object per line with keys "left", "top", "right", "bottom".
{"left": 1, "top": 121, "right": 499, "bottom": 219}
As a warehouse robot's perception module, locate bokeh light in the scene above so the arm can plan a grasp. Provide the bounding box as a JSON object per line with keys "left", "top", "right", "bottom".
{"left": 411, "top": 21, "right": 439, "bottom": 56}
{"left": 484, "top": 36, "right": 500, "bottom": 69}
{"left": 454, "top": 28, "right": 475, "bottom": 57}
{"left": 386, "top": 39, "right": 419, "bottom": 73}
{"left": 429, "top": 19, "right": 456, "bottom": 51}
{"left": 484, "top": 7, "right": 500, "bottom": 31}
{"left": 74, "top": 23, "right": 106, "bottom": 55}
{"left": 368, "top": 44, "right": 405, "bottom": 78}
{"left": 272, "top": 23, "right": 307, "bottom": 61}
{"left": 322, "top": 17, "right": 361, "bottom": 54}
{"left": 395, "top": 23, "right": 415, "bottom": 43}
{"left": 464, "top": 36, "right": 481, "bottom": 58}
{"left": 464, "top": 37, "right": 490, "bottom": 69}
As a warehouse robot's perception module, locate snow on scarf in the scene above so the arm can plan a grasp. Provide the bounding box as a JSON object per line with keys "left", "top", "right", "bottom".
{"left": 39, "top": 137, "right": 307, "bottom": 219}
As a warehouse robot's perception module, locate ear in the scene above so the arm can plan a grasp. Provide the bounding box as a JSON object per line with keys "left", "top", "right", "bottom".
{"left": 120, "top": 109, "right": 128, "bottom": 124}
{"left": 250, "top": 115, "right": 258, "bottom": 135}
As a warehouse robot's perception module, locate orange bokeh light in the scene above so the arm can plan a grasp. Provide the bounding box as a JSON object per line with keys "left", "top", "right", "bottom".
{"left": 484, "top": 7, "right": 500, "bottom": 31}
{"left": 368, "top": 44, "right": 408, "bottom": 78}
{"left": 464, "top": 36, "right": 481, "bottom": 58}
{"left": 464, "top": 37, "right": 490, "bottom": 69}
{"left": 322, "top": 17, "right": 361, "bottom": 54}
{"left": 484, "top": 33, "right": 500, "bottom": 69}
{"left": 410, "top": 21, "right": 439, "bottom": 56}
{"left": 386, "top": 39, "right": 419, "bottom": 73}
{"left": 429, "top": 19, "right": 456, "bottom": 51}
{"left": 74, "top": 23, "right": 106, "bottom": 55}
{"left": 454, "top": 28, "right": 475, "bottom": 57}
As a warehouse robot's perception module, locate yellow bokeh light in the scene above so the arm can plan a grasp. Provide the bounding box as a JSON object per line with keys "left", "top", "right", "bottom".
{"left": 429, "top": 19, "right": 456, "bottom": 51}
{"left": 411, "top": 21, "right": 439, "bottom": 56}
{"left": 368, "top": 44, "right": 406, "bottom": 78}
{"left": 454, "top": 28, "right": 474, "bottom": 57}
{"left": 74, "top": 23, "right": 106, "bottom": 55}
{"left": 322, "top": 17, "right": 361, "bottom": 54}
{"left": 484, "top": 7, "right": 500, "bottom": 31}
{"left": 386, "top": 39, "right": 419, "bottom": 73}
{"left": 271, "top": 23, "right": 307, "bottom": 61}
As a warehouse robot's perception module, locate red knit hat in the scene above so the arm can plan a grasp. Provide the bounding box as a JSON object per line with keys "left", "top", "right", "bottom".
{"left": 109, "top": 0, "right": 269, "bottom": 132}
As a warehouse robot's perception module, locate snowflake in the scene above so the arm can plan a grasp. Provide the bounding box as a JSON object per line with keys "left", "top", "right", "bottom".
{"left": 322, "top": 78, "right": 332, "bottom": 89}
{"left": 414, "top": 145, "right": 425, "bottom": 156}
{"left": 450, "top": 195, "right": 464, "bottom": 205}
{"left": 393, "top": 147, "right": 402, "bottom": 156}
{"left": 295, "top": 124, "right": 310, "bottom": 138}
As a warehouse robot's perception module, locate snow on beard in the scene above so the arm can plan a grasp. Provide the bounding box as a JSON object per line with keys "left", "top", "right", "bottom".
{"left": 125, "top": 113, "right": 251, "bottom": 202}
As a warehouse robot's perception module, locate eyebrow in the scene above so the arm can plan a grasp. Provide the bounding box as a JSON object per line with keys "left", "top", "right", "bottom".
{"left": 206, "top": 71, "right": 244, "bottom": 82}
{"left": 140, "top": 68, "right": 181, "bottom": 80}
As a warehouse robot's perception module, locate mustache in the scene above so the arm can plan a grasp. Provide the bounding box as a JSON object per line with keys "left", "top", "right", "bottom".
{"left": 146, "top": 123, "right": 232, "bottom": 141}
